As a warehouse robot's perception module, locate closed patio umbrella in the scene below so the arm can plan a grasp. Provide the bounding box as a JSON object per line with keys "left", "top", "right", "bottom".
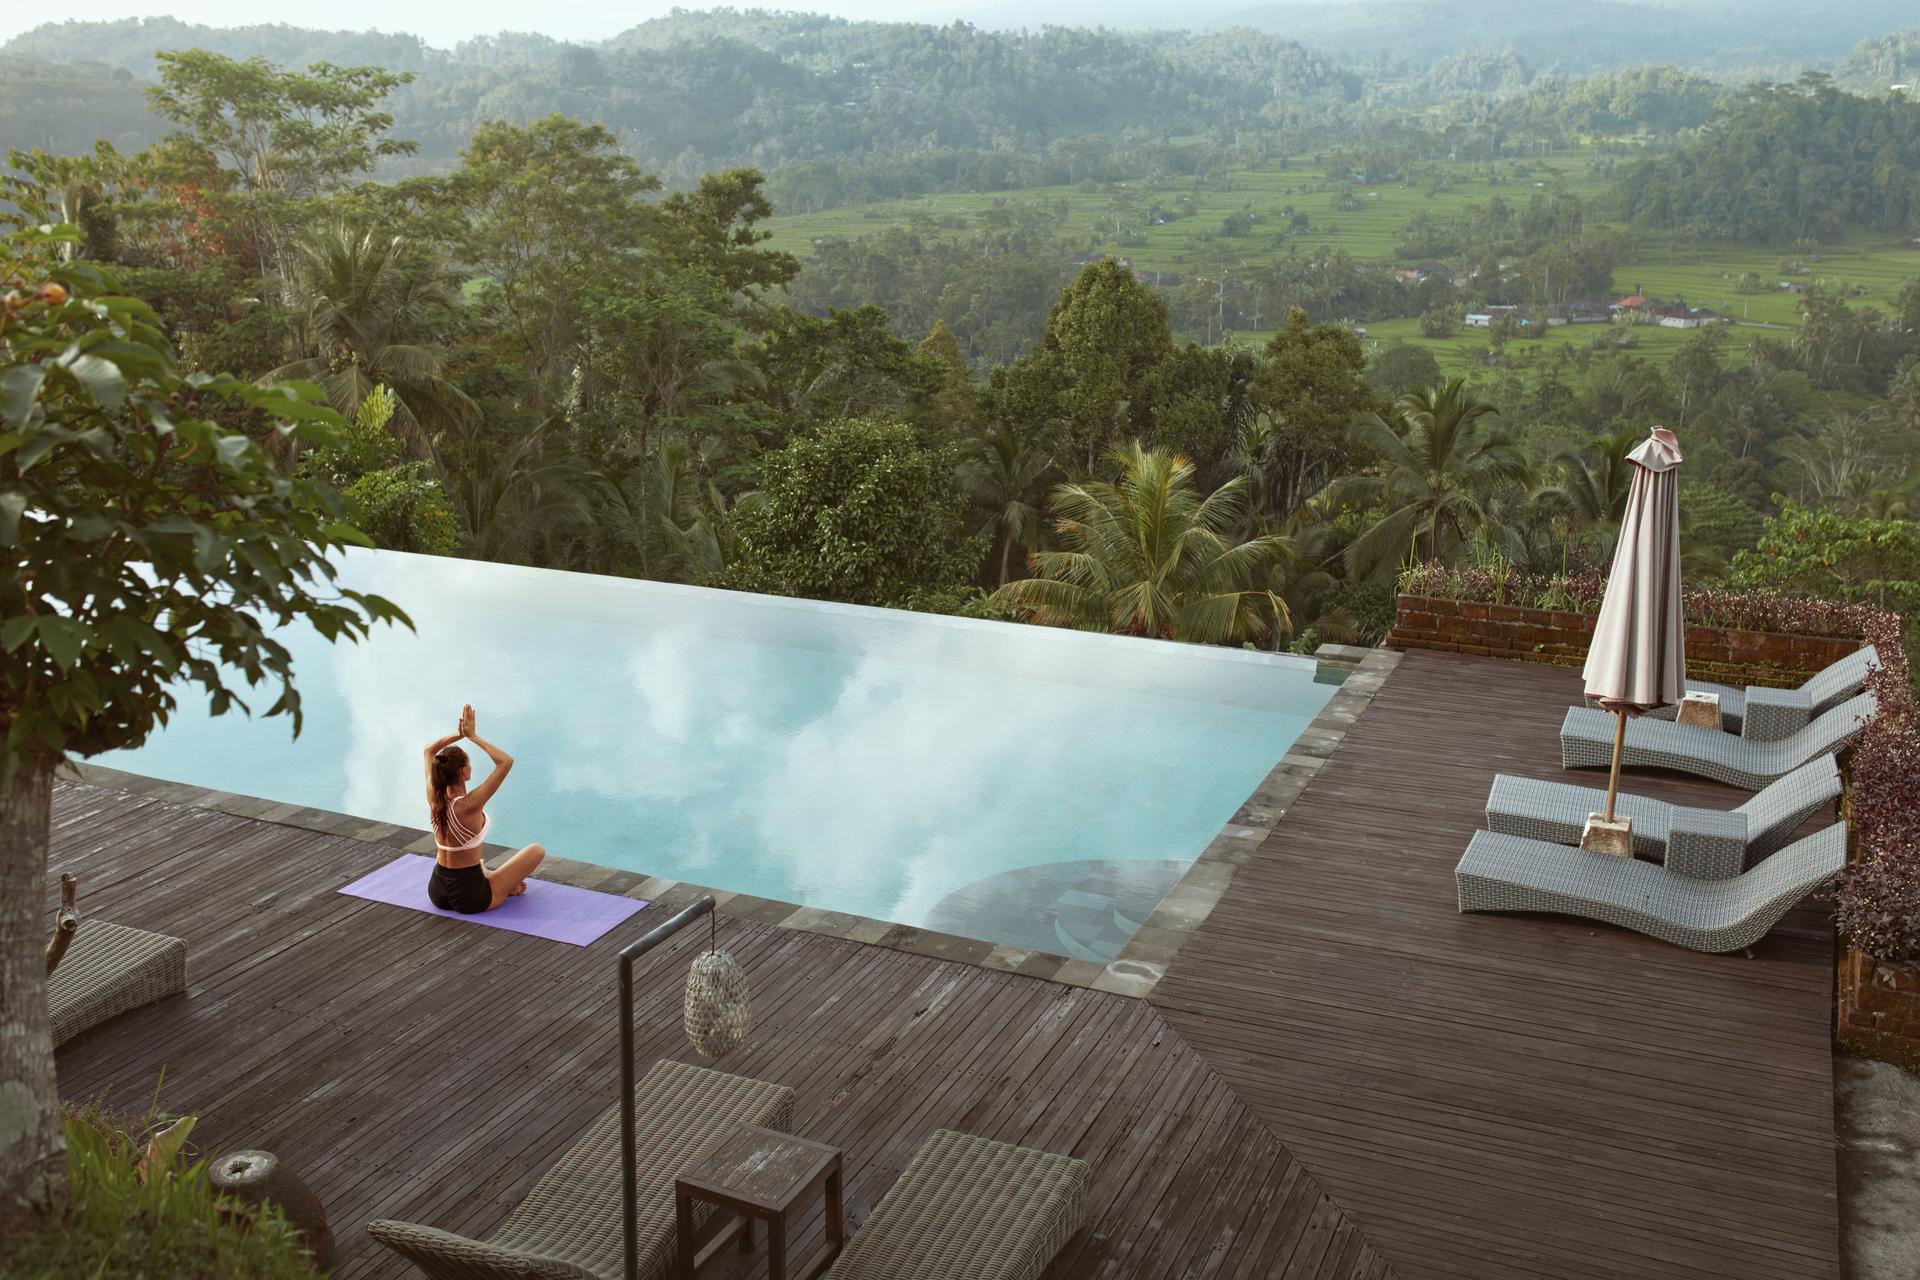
{"left": 1579, "top": 426, "right": 1685, "bottom": 855}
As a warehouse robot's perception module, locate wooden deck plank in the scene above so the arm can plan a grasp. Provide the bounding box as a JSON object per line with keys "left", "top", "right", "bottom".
{"left": 48, "top": 783, "right": 1380, "bottom": 1279}
{"left": 45, "top": 646, "right": 1839, "bottom": 1279}
{"left": 1150, "top": 649, "right": 1840, "bottom": 1280}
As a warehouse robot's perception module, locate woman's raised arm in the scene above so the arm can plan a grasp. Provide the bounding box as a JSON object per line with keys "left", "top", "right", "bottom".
{"left": 461, "top": 713, "right": 515, "bottom": 808}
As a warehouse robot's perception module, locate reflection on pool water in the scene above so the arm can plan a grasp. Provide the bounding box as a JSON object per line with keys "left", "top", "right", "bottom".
{"left": 105, "top": 548, "right": 1337, "bottom": 956}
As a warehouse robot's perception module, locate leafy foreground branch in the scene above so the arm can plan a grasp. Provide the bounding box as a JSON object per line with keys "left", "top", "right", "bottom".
{"left": 0, "top": 220, "right": 402, "bottom": 1239}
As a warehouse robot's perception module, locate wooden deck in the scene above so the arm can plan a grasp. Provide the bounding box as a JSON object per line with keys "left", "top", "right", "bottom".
{"left": 45, "top": 647, "right": 1840, "bottom": 1279}
{"left": 1152, "top": 649, "right": 1839, "bottom": 1280}
{"left": 47, "top": 784, "right": 1391, "bottom": 1279}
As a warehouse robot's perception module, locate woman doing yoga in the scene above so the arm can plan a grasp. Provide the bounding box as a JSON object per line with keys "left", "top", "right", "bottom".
{"left": 423, "top": 705, "right": 545, "bottom": 913}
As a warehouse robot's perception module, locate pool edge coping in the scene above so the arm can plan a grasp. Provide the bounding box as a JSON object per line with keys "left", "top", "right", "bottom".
{"left": 62, "top": 645, "right": 1401, "bottom": 1000}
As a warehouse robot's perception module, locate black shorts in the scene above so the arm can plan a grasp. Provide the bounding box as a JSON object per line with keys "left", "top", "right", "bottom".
{"left": 428, "top": 862, "right": 492, "bottom": 914}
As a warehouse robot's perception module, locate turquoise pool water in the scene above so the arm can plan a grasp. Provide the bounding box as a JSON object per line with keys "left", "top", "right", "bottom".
{"left": 105, "top": 548, "right": 1336, "bottom": 956}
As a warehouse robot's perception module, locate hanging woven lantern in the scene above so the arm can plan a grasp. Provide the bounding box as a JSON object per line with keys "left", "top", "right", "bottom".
{"left": 684, "top": 914, "right": 750, "bottom": 1058}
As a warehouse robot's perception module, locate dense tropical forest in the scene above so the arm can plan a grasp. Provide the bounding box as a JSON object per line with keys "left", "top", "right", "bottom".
{"left": 2, "top": 10, "right": 1916, "bottom": 656}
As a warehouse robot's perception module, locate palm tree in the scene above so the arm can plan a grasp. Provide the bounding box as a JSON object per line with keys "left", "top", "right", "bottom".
{"left": 1225, "top": 409, "right": 1286, "bottom": 536}
{"left": 436, "top": 418, "right": 593, "bottom": 563}
{"left": 266, "top": 224, "right": 477, "bottom": 454}
{"left": 1330, "top": 378, "right": 1530, "bottom": 578}
{"left": 961, "top": 422, "right": 1057, "bottom": 586}
{"left": 1537, "top": 427, "right": 1641, "bottom": 529}
{"left": 1777, "top": 415, "right": 1883, "bottom": 510}
{"left": 593, "top": 435, "right": 755, "bottom": 582}
{"left": 990, "top": 442, "right": 1293, "bottom": 645}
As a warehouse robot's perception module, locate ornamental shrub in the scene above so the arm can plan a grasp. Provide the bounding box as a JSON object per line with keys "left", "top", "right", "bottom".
{"left": 1832, "top": 610, "right": 1920, "bottom": 964}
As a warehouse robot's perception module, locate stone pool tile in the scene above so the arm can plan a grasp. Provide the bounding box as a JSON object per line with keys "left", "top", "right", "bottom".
{"left": 1230, "top": 798, "right": 1285, "bottom": 828}
{"left": 1014, "top": 952, "right": 1068, "bottom": 981}
{"left": 1113, "top": 925, "right": 1187, "bottom": 967}
{"left": 351, "top": 821, "right": 408, "bottom": 845}
{"left": 891, "top": 928, "right": 995, "bottom": 966}
{"left": 779, "top": 906, "right": 862, "bottom": 937}
{"left": 569, "top": 863, "right": 629, "bottom": 891}
{"left": 534, "top": 855, "right": 593, "bottom": 883}
{"left": 594, "top": 869, "right": 648, "bottom": 896}
{"left": 1175, "top": 860, "right": 1238, "bottom": 893}
{"left": 982, "top": 944, "right": 1034, "bottom": 973}
{"left": 647, "top": 882, "right": 710, "bottom": 911}
{"left": 307, "top": 809, "right": 371, "bottom": 837}
{"left": 1144, "top": 885, "right": 1227, "bottom": 933}
{"left": 846, "top": 917, "right": 895, "bottom": 945}
{"left": 982, "top": 944, "right": 1070, "bottom": 981}
{"left": 1243, "top": 783, "right": 1305, "bottom": 818}
{"left": 403, "top": 833, "right": 439, "bottom": 855}
{"left": 1313, "top": 642, "right": 1375, "bottom": 664}
{"left": 1200, "top": 826, "right": 1268, "bottom": 868}
{"left": 727, "top": 895, "right": 805, "bottom": 926}
{"left": 1092, "top": 960, "right": 1164, "bottom": 998}
{"left": 1053, "top": 959, "right": 1107, "bottom": 989}
{"left": 998, "top": 951, "right": 1075, "bottom": 982}
{"left": 630, "top": 875, "right": 680, "bottom": 900}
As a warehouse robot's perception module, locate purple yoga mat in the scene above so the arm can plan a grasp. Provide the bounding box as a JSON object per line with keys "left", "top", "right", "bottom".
{"left": 339, "top": 854, "right": 647, "bottom": 946}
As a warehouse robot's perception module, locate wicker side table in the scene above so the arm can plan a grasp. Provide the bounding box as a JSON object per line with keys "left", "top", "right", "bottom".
{"left": 675, "top": 1124, "right": 844, "bottom": 1280}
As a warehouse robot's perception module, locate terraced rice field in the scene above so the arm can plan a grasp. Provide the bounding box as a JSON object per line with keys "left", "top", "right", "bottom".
{"left": 764, "top": 144, "right": 1918, "bottom": 368}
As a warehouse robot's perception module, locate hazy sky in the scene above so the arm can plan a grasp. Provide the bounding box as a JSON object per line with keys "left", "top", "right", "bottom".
{"left": 0, "top": 1, "right": 990, "bottom": 47}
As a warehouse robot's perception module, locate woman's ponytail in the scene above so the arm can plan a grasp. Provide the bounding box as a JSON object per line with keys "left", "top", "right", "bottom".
{"left": 430, "top": 746, "right": 469, "bottom": 838}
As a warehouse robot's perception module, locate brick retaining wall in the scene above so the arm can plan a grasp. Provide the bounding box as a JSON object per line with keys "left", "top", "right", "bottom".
{"left": 1386, "top": 594, "right": 1866, "bottom": 687}
{"left": 1838, "top": 950, "right": 1920, "bottom": 1070}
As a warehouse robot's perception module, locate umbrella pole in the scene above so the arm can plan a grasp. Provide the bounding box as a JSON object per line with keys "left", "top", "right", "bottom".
{"left": 1603, "top": 709, "right": 1627, "bottom": 824}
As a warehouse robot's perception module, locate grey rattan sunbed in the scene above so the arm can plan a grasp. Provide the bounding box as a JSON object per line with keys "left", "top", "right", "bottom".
{"left": 823, "top": 1129, "right": 1089, "bottom": 1280}
{"left": 1485, "top": 754, "right": 1843, "bottom": 879}
{"left": 366, "top": 1059, "right": 793, "bottom": 1280}
{"left": 1455, "top": 823, "right": 1846, "bottom": 952}
{"left": 48, "top": 919, "right": 188, "bottom": 1048}
{"left": 1560, "top": 692, "right": 1876, "bottom": 790}
{"left": 1646, "top": 645, "right": 1880, "bottom": 739}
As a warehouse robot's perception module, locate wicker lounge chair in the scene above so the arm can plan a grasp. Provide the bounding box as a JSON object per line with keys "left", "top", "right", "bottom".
{"left": 1646, "top": 645, "right": 1880, "bottom": 740}
{"left": 1486, "top": 754, "right": 1842, "bottom": 879}
{"left": 824, "top": 1129, "right": 1088, "bottom": 1280}
{"left": 48, "top": 919, "right": 188, "bottom": 1048}
{"left": 1455, "top": 823, "right": 1846, "bottom": 953}
{"left": 366, "top": 1060, "right": 793, "bottom": 1280}
{"left": 1560, "top": 691, "right": 1875, "bottom": 791}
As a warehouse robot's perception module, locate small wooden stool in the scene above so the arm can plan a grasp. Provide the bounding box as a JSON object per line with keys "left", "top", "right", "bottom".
{"left": 675, "top": 1125, "right": 844, "bottom": 1280}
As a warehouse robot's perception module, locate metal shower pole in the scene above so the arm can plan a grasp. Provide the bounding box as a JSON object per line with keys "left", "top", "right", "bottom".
{"left": 617, "top": 894, "right": 715, "bottom": 1280}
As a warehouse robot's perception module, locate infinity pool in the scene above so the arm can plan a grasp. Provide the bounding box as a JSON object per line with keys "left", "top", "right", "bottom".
{"left": 105, "top": 549, "right": 1336, "bottom": 959}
